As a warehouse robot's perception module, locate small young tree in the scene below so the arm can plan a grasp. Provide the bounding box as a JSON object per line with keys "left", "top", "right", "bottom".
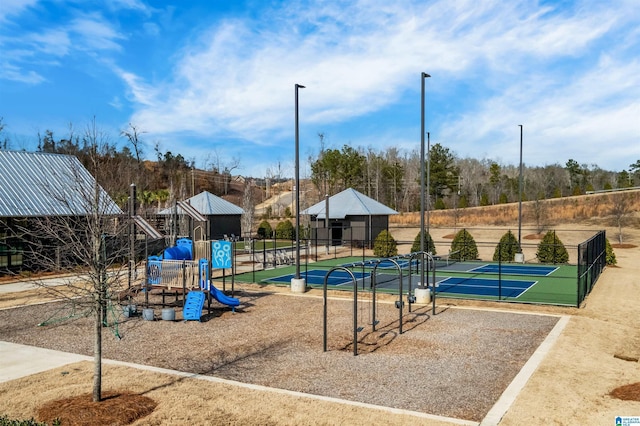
{"left": 18, "top": 121, "right": 128, "bottom": 403}
{"left": 450, "top": 229, "right": 478, "bottom": 261}
{"left": 373, "top": 230, "right": 397, "bottom": 257}
{"left": 410, "top": 231, "right": 436, "bottom": 255}
{"left": 257, "top": 220, "right": 272, "bottom": 239}
{"left": 536, "top": 231, "right": 569, "bottom": 264}
{"left": 531, "top": 197, "right": 547, "bottom": 234}
{"left": 605, "top": 238, "right": 617, "bottom": 266}
{"left": 275, "top": 219, "right": 294, "bottom": 240}
{"left": 493, "top": 230, "right": 521, "bottom": 262}
{"left": 610, "top": 193, "right": 632, "bottom": 244}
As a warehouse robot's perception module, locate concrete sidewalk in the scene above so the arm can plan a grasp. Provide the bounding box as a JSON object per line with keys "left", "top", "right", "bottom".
{"left": 0, "top": 341, "right": 92, "bottom": 383}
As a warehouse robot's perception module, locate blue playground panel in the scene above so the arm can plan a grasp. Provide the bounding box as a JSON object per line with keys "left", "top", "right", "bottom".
{"left": 468, "top": 264, "right": 558, "bottom": 276}
{"left": 436, "top": 276, "right": 537, "bottom": 298}
{"left": 267, "top": 269, "right": 368, "bottom": 286}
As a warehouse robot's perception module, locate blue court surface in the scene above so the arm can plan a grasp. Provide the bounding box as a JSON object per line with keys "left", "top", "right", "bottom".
{"left": 467, "top": 264, "right": 557, "bottom": 276}
{"left": 267, "top": 269, "right": 367, "bottom": 286}
{"left": 436, "top": 276, "right": 537, "bottom": 298}
{"left": 340, "top": 258, "right": 417, "bottom": 270}
{"left": 266, "top": 268, "right": 539, "bottom": 298}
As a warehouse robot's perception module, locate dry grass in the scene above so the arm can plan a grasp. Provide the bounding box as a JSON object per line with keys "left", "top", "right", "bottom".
{"left": 390, "top": 189, "right": 640, "bottom": 228}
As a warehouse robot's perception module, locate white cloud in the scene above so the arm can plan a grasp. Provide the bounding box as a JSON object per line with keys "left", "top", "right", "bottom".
{"left": 126, "top": 0, "right": 631, "bottom": 153}
{"left": 0, "top": 0, "right": 38, "bottom": 23}
{"left": 70, "top": 14, "right": 125, "bottom": 52}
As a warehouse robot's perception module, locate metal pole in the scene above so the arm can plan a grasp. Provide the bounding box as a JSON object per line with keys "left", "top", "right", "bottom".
{"left": 295, "top": 83, "right": 305, "bottom": 280}
{"left": 420, "top": 74, "right": 425, "bottom": 289}
{"left": 325, "top": 194, "right": 329, "bottom": 255}
{"left": 518, "top": 124, "right": 523, "bottom": 250}
{"left": 128, "top": 183, "right": 136, "bottom": 289}
{"left": 421, "top": 72, "right": 430, "bottom": 289}
{"left": 426, "top": 131, "right": 431, "bottom": 251}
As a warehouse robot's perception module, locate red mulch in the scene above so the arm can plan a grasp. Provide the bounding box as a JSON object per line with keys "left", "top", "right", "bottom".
{"left": 37, "top": 391, "right": 156, "bottom": 426}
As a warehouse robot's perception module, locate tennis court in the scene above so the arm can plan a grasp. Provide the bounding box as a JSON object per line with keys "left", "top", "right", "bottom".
{"left": 435, "top": 276, "right": 537, "bottom": 298}
{"left": 267, "top": 269, "right": 367, "bottom": 286}
{"left": 467, "top": 264, "right": 558, "bottom": 276}
{"left": 255, "top": 255, "right": 576, "bottom": 305}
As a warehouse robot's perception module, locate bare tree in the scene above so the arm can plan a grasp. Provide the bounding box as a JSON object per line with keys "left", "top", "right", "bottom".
{"left": 241, "top": 180, "right": 255, "bottom": 239}
{"left": 120, "top": 123, "right": 145, "bottom": 164}
{"left": 531, "top": 198, "right": 548, "bottom": 234}
{"left": 18, "top": 120, "right": 128, "bottom": 403}
{"left": 610, "top": 193, "right": 633, "bottom": 244}
{"left": 0, "top": 117, "right": 10, "bottom": 149}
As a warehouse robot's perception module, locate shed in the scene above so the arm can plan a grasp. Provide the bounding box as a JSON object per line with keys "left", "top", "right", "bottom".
{"left": 302, "top": 188, "right": 398, "bottom": 248}
{"left": 159, "top": 191, "right": 244, "bottom": 241}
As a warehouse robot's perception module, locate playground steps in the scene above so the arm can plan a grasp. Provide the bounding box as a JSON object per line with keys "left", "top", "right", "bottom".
{"left": 183, "top": 291, "right": 206, "bottom": 321}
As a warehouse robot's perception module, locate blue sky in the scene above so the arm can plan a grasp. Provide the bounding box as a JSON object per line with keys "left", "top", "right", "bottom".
{"left": 1, "top": 0, "right": 638, "bottom": 178}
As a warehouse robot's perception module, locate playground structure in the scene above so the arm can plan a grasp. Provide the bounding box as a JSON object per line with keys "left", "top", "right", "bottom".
{"left": 135, "top": 238, "right": 240, "bottom": 321}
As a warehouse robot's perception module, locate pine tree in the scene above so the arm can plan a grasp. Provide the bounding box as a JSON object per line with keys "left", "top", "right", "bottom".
{"left": 450, "top": 229, "right": 478, "bottom": 261}
{"left": 411, "top": 231, "right": 436, "bottom": 255}
{"left": 493, "top": 230, "right": 521, "bottom": 262}
{"left": 373, "top": 230, "right": 398, "bottom": 257}
{"left": 536, "top": 231, "right": 569, "bottom": 264}
{"left": 605, "top": 238, "right": 617, "bottom": 266}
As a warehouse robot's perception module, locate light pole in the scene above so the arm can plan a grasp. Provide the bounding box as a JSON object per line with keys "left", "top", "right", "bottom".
{"left": 518, "top": 124, "right": 523, "bottom": 250}
{"left": 294, "top": 83, "right": 305, "bottom": 284}
{"left": 420, "top": 72, "right": 430, "bottom": 288}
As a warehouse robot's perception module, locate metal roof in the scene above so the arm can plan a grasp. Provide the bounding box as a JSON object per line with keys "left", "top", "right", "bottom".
{"left": 0, "top": 150, "right": 123, "bottom": 217}
{"left": 133, "top": 215, "right": 163, "bottom": 239}
{"left": 177, "top": 200, "right": 208, "bottom": 222}
{"left": 159, "top": 191, "right": 244, "bottom": 216}
{"left": 302, "top": 188, "right": 398, "bottom": 219}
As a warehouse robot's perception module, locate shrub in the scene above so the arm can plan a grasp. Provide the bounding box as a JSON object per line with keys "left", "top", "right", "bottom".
{"left": 0, "top": 416, "right": 60, "bottom": 426}
{"left": 257, "top": 220, "right": 272, "bottom": 239}
{"left": 275, "top": 220, "right": 295, "bottom": 240}
{"left": 410, "top": 231, "right": 436, "bottom": 255}
{"left": 536, "top": 231, "right": 569, "bottom": 264}
{"left": 450, "top": 229, "right": 478, "bottom": 261}
{"left": 493, "top": 230, "right": 521, "bottom": 262}
{"left": 373, "top": 230, "right": 397, "bottom": 257}
{"left": 605, "top": 238, "right": 617, "bottom": 266}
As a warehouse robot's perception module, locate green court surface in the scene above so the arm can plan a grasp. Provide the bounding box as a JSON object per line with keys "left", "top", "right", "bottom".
{"left": 233, "top": 255, "right": 580, "bottom": 307}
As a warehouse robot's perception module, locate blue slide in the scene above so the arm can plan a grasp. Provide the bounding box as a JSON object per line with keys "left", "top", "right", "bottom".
{"left": 209, "top": 284, "right": 240, "bottom": 312}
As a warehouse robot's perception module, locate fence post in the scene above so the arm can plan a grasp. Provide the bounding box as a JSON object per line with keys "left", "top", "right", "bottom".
{"left": 182, "top": 260, "right": 187, "bottom": 307}
{"left": 498, "top": 242, "right": 502, "bottom": 301}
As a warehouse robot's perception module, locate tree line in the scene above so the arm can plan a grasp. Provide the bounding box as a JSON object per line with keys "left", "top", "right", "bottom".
{"left": 1, "top": 117, "right": 638, "bottom": 214}
{"left": 308, "top": 141, "right": 640, "bottom": 212}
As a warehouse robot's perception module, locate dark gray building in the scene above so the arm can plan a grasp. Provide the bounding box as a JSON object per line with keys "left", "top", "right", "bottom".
{"left": 0, "top": 150, "right": 123, "bottom": 271}
{"left": 160, "top": 191, "right": 244, "bottom": 241}
{"left": 302, "top": 188, "right": 398, "bottom": 248}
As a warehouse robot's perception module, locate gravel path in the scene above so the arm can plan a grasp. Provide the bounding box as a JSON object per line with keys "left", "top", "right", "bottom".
{"left": 0, "top": 286, "right": 559, "bottom": 422}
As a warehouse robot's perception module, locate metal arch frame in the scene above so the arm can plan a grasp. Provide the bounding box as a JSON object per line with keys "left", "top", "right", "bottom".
{"left": 323, "top": 266, "right": 359, "bottom": 356}
{"left": 371, "top": 257, "right": 404, "bottom": 334}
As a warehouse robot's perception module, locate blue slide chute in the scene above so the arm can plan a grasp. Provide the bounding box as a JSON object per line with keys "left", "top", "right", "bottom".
{"left": 209, "top": 284, "right": 240, "bottom": 311}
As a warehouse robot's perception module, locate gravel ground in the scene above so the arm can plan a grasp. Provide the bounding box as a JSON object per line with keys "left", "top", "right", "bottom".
{"left": 0, "top": 285, "right": 559, "bottom": 422}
